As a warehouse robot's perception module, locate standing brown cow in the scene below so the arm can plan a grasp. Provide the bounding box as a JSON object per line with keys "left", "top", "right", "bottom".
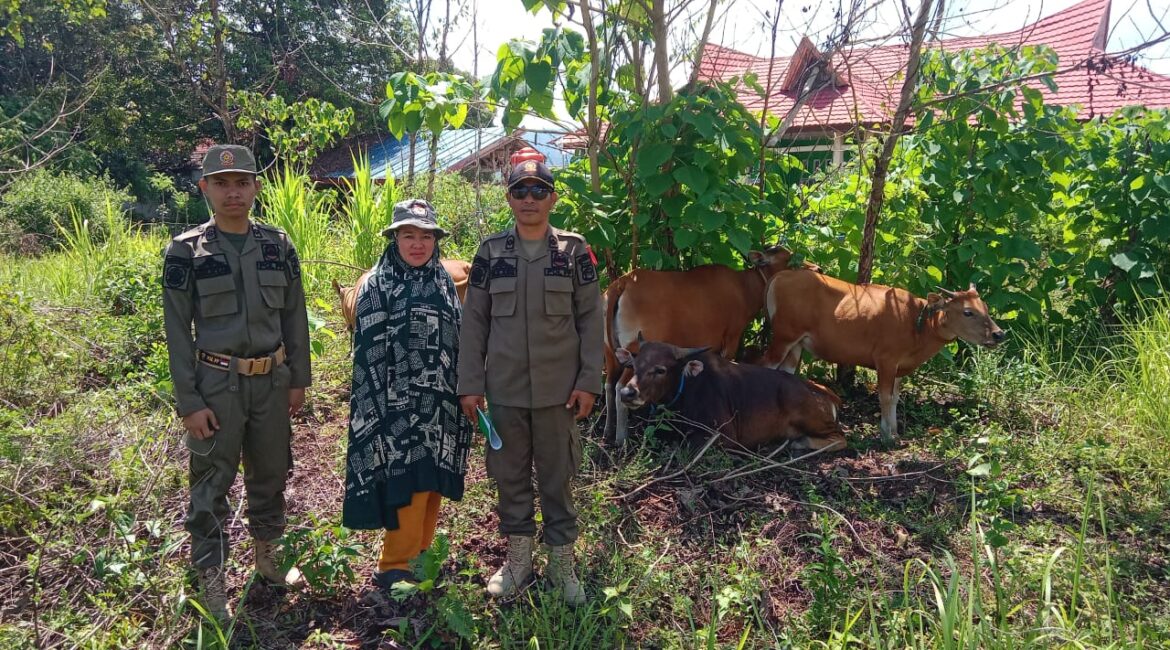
{"left": 762, "top": 270, "right": 1005, "bottom": 444}
{"left": 332, "top": 259, "right": 471, "bottom": 332}
{"left": 603, "top": 245, "right": 817, "bottom": 445}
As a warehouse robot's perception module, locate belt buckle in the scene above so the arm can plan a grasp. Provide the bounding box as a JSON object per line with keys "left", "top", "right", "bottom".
{"left": 254, "top": 356, "right": 271, "bottom": 375}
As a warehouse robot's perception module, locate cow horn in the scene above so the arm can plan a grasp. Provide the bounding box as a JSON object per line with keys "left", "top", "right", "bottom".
{"left": 675, "top": 346, "right": 710, "bottom": 360}
{"left": 636, "top": 331, "right": 645, "bottom": 343}
{"left": 936, "top": 286, "right": 957, "bottom": 298}
{"left": 968, "top": 282, "right": 976, "bottom": 292}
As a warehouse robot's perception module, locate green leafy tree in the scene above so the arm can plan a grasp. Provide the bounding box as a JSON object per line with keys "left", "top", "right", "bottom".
{"left": 380, "top": 70, "right": 477, "bottom": 196}
{"left": 787, "top": 44, "right": 1170, "bottom": 332}
{"left": 234, "top": 91, "right": 355, "bottom": 169}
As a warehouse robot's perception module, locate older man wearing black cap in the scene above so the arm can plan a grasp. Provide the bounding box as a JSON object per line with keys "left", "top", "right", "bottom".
{"left": 162, "top": 144, "right": 311, "bottom": 621}
{"left": 457, "top": 158, "right": 604, "bottom": 605}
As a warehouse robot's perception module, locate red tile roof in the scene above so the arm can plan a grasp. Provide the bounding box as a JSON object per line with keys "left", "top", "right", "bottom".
{"left": 698, "top": 0, "right": 1170, "bottom": 131}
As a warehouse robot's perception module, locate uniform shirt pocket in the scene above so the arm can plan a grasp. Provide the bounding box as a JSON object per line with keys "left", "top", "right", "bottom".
{"left": 257, "top": 269, "right": 288, "bottom": 309}
{"left": 489, "top": 277, "right": 517, "bottom": 317}
{"left": 196, "top": 275, "right": 238, "bottom": 317}
{"left": 544, "top": 276, "right": 574, "bottom": 316}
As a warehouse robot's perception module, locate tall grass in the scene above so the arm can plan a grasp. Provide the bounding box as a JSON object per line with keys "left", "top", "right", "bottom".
{"left": 259, "top": 167, "right": 331, "bottom": 286}
{"left": 39, "top": 201, "right": 162, "bottom": 302}
{"left": 1100, "top": 299, "right": 1170, "bottom": 454}
{"left": 341, "top": 153, "right": 398, "bottom": 270}
{"left": 811, "top": 477, "right": 1146, "bottom": 649}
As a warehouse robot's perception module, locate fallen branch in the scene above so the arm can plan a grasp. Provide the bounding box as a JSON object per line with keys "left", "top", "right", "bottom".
{"left": 613, "top": 423, "right": 725, "bottom": 501}
{"left": 712, "top": 443, "right": 841, "bottom": 483}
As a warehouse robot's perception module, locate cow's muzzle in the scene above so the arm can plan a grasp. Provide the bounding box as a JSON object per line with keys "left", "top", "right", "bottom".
{"left": 618, "top": 385, "right": 644, "bottom": 407}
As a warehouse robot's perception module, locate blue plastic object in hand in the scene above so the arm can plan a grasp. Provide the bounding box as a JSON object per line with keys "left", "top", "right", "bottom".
{"left": 476, "top": 406, "right": 503, "bottom": 450}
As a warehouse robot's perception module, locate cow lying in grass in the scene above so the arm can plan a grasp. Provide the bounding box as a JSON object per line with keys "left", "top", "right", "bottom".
{"left": 332, "top": 259, "right": 471, "bottom": 332}
{"left": 603, "top": 245, "right": 818, "bottom": 445}
{"left": 614, "top": 338, "right": 846, "bottom": 452}
{"left": 763, "top": 271, "right": 1005, "bottom": 444}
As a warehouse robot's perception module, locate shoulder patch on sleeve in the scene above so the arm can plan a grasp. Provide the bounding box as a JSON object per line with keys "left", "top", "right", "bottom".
{"left": 576, "top": 252, "right": 598, "bottom": 285}
{"left": 288, "top": 247, "right": 302, "bottom": 280}
{"left": 163, "top": 254, "right": 191, "bottom": 290}
{"left": 470, "top": 255, "right": 489, "bottom": 289}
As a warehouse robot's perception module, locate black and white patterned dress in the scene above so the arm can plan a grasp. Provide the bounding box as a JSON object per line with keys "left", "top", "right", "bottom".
{"left": 342, "top": 240, "right": 472, "bottom": 530}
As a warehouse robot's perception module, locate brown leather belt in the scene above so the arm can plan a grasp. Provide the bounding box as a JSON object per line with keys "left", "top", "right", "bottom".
{"left": 198, "top": 344, "right": 286, "bottom": 376}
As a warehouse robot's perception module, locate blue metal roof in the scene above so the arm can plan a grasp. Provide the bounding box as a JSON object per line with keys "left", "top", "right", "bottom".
{"left": 323, "top": 128, "right": 574, "bottom": 180}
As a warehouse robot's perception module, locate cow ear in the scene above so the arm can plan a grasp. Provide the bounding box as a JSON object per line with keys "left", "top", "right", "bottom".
{"left": 615, "top": 348, "right": 633, "bottom": 366}
{"left": 684, "top": 360, "right": 705, "bottom": 377}
{"left": 927, "top": 292, "right": 945, "bottom": 306}
{"left": 747, "top": 250, "right": 765, "bottom": 266}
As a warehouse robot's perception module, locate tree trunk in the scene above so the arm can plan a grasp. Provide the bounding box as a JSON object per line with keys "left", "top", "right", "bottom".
{"left": 407, "top": 133, "right": 417, "bottom": 185}
{"left": 650, "top": 0, "right": 672, "bottom": 103}
{"left": 209, "top": 0, "right": 236, "bottom": 142}
{"left": 426, "top": 130, "right": 439, "bottom": 200}
{"left": 688, "top": 0, "right": 720, "bottom": 88}
{"left": 579, "top": 0, "right": 618, "bottom": 280}
{"left": 855, "top": 0, "right": 933, "bottom": 284}
{"left": 840, "top": 0, "right": 933, "bottom": 388}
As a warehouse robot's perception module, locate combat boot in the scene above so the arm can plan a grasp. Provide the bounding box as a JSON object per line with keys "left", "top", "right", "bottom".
{"left": 544, "top": 543, "right": 586, "bottom": 606}
{"left": 486, "top": 535, "right": 534, "bottom": 598}
{"left": 254, "top": 537, "right": 304, "bottom": 587}
{"left": 196, "top": 565, "right": 230, "bottom": 622}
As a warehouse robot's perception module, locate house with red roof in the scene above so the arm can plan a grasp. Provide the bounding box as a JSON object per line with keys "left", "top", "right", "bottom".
{"left": 696, "top": 0, "right": 1170, "bottom": 172}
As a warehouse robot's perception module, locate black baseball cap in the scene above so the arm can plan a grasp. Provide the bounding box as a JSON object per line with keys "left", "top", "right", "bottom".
{"left": 506, "top": 159, "right": 555, "bottom": 190}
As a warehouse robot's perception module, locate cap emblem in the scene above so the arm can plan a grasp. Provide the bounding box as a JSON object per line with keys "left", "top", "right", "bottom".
{"left": 523, "top": 161, "right": 537, "bottom": 173}
{"left": 219, "top": 150, "right": 235, "bottom": 165}
{"left": 411, "top": 204, "right": 427, "bottom": 216}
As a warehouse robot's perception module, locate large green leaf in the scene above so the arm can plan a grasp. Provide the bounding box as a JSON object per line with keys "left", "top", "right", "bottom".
{"left": 643, "top": 173, "right": 674, "bottom": 198}
{"left": 636, "top": 142, "right": 674, "bottom": 179}
{"left": 674, "top": 228, "right": 699, "bottom": 249}
{"left": 673, "top": 165, "right": 709, "bottom": 195}
{"left": 524, "top": 60, "right": 554, "bottom": 93}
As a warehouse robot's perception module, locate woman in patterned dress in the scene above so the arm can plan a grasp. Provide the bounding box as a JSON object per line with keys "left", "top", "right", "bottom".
{"left": 342, "top": 198, "right": 472, "bottom": 589}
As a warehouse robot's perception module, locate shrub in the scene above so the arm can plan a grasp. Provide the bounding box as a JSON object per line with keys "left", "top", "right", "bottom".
{"left": 0, "top": 170, "right": 132, "bottom": 253}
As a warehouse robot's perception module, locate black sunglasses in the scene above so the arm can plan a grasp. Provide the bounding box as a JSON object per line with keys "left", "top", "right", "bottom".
{"left": 509, "top": 185, "right": 552, "bottom": 200}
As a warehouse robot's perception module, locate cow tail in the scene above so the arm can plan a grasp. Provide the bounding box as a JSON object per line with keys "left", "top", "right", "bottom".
{"left": 605, "top": 275, "right": 629, "bottom": 354}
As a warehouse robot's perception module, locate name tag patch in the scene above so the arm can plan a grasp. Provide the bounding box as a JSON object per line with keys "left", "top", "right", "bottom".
{"left": 490, "top": 257, "right": 518, "bottom": 279}
{"left": 194, "top": 254, "right": 232, "bottom": 279}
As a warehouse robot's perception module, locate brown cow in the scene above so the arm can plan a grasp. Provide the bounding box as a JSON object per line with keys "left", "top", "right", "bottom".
{"left": 614, "top": 339, "right": 845, "bottom": 451}
{"left": 332, "top": 259, "right": 471, "bottom": 332}
{"left": 603, "top": 245, "right": 817, "bottom": 445}
{"left": 762, "top": 270, "right": 1005, "bottom": 444}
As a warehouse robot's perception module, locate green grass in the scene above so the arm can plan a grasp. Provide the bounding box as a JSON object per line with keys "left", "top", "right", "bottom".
{"left": 1, "top": 200, "right": 1168, "bottom": 647}
{"left": 341, "top": 153, "right": 399, "bottom": 270}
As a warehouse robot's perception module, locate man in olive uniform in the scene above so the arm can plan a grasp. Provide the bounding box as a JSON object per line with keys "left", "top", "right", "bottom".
{"left": 162, "top": 144, "right": 311, "bottom": 620}
{"left": 457, "top": 159, "right": 603, "bottom": 605}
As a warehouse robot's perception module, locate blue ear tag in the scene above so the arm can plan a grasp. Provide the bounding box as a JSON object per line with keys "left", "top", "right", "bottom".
{"left": 476, "top": 406, "right": 503, "bottom": 450}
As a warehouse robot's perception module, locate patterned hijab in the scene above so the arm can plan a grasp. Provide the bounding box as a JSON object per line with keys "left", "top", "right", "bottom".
{"left": 342, "top": 238, "right": 472, "bottom": 530}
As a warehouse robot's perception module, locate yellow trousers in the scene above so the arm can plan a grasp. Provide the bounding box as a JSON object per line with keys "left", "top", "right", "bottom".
{"left": 378, "top": 491, "right": 441, "bottom": 572}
